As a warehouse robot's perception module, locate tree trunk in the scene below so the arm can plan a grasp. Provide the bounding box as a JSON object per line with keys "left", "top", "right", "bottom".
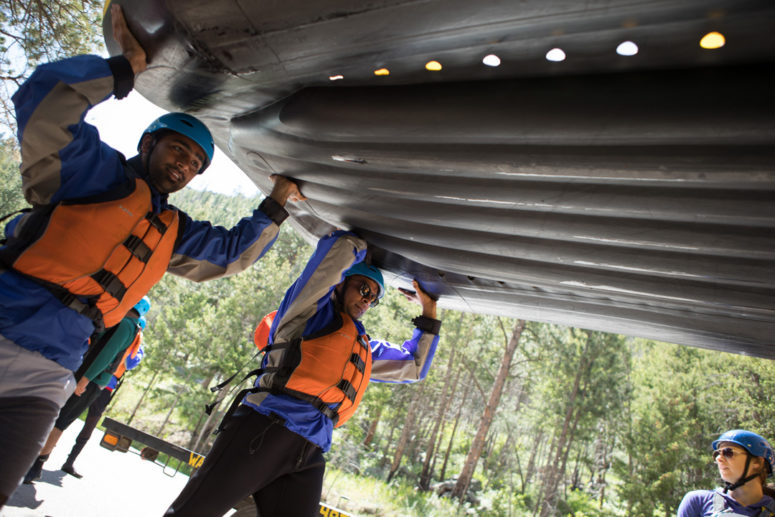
{"left": 381, "top": 416, "right": 399, "bottom": 467}
{"left": 156, "top": 387, "right": 184, "bottom": 437}
{"left": 127, "top": 369, "right": 160, "bottom": 426}
{"left": 524, "top": 428, "right": 544, "bottom": 491}
{"left": 387, "top": 383, "right": 425, "bottom": 482}
{"left": 429, "top": 373, "right": 460, "bottom": 482}
{"left": 420, "top": 347, "right": 458, "bottom": 489}
{"left": 187, "top": 408, "right": 208, "bottom": 450}
{"left": 156, "top": 354, "right": 193, "bottom": 436}
{"left": 126, "top": 347, "right": 172, "bottom": 426}
{"left": 440, "top": 373, "right": 470, "bottom": 482}
{"left": 539, "top": 334, "right": 592, "bottom": 517}
{"left": 190, "top": 387, "right": 229, "bottom": 453}
{"left": 559, "top": 407, "right": 583, "bottom": 496}
{"left": 363, "top": 406, "right": 383, "bottom": 447}
{"left": 452, "top": 319, "right": 525, "bottom": 500}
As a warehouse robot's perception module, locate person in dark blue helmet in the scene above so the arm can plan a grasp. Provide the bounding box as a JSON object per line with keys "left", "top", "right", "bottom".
{"left": 165, "top": 230, "right": 442, "bottom": 517}
{"left": 678, "top": 430, "right": 775, "bottom": 516}
{"left": 0, "top": 5, "right": 303, "bottom": 505}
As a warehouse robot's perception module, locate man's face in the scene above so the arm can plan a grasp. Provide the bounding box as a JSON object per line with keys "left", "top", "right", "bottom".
{"left": 340, "top": 275, "right": 380, "bottom": 320}
{"left": 142, "top": 132, "right": 206, "bottom": 194}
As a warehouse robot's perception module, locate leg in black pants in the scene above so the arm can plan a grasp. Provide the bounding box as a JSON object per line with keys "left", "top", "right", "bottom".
{"left": 62, "top": 387, "right": 113, "bottom": 477}
{"left": 0, "top": 396, "right": 60, "bottom": 506}
{"left": 165, "top": 407, "right": 325, "bottom": 517}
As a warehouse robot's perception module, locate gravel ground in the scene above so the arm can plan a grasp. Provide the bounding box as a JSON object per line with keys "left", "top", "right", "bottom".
{"left": 2, "top": 422, "right": 194, "bottom": 517}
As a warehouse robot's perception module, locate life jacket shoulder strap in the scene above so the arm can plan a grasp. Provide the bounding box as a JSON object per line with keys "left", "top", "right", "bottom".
{"left": 74, "top": 324, "right": 123, "bottom": 380}
{"left": 711, "top": 491, "right": 775, "bottom": 517}
{"left": 713, "top": 491, "right": 725, "bottom": 513}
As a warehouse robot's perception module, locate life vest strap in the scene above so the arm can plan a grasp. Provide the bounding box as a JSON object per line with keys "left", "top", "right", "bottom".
{"left": 58, "top": 291, "right": 105, "bottom": 332}
{"left": 91, "top": 269, "right": 128, "bottom": 301}
{"left": 350, "top": 353, "right": 366, "bottom": 374}
{"left": 309, "top": 396, "right": 339, "bottom": 426}
{"left": 337, "top": 379, "right": 357, "bottom": 402}
{"left": 145, "top": 213, "right": 168, "bottom": 233}
{"left": 9, "top": 270, "right": 106, "bottom": 332}
{"left": 123, "top": 234, "right": 152, "bottom": 263}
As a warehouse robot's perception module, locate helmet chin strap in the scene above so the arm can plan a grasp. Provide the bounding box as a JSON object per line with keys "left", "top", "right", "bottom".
{"left": 723, "top": 453, "right": 759, "bottom": 493}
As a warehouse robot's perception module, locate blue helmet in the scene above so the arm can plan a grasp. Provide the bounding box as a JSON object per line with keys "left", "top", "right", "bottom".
{"left": 138, "top": 113, "right": 214, "bottom": 173}
{"left": 138, "top": 316, "right": 147, "bottom": 330}
{"left": 133, "top": 296, "right": 151, "bottom": 318}
{"left": 344, "top": 262, "right": 385, "bottom": 299}
{"left": 713, "top": 429, "right": 773, "bottom": 477}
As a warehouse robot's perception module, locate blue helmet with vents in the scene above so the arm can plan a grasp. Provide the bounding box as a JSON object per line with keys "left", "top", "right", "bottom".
{"left": 133, "top": 296, "right": 151, "bottom": 318}
{"left": 138, "top": 113, "right": 214, "bottom": 173}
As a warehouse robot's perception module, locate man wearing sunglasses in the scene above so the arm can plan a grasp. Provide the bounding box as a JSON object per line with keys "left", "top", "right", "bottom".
{"left": 165, "top": 229, "right": 441, "bottom": 517}
{"left": 678, "top": 429, "right": 775, "bottom": 516}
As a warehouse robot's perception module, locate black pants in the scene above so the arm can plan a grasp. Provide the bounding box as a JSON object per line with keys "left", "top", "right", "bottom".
{"left": 65, "top": 387, "right": 113, "bottom": 465}
{"left": 165, "top": 407, "right": 325, "bottom": 517}
{"left": 54, "top": 381, "right": 102, "bottom": 431}
{"left": 0, "top": 396, "right": 60, "bottom": 505}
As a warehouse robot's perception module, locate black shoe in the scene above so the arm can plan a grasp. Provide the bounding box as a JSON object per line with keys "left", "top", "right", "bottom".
{"left": 22, "top": 456, "right": 47, "bottom": 484}
{"left": 61, "top": 463, "right": 83, "bottom": 479}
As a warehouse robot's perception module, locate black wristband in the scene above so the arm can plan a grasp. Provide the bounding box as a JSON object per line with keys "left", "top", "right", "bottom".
{"left": 412, "top": 316, "right": 441, "bottom": 335}
{"left": 106, "top": 56, "right": 134, "bottom": 99}
{"left": 258, "top": 196, "right": 289, "bottom": 225}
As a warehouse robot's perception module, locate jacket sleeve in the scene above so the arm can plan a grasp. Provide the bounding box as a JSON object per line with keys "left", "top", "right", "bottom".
{"left": 270, "top": 230, "right": 367, "bottom": 344}
{"left": 82, "top": 319, "right": 137, "bottom": 382}
{"left": 12, "top": 55, "right": 135, "bottom": 206}
{"left": 369, "top": 316, "right": 441, "bottom": 383}
{"left": 166, "top": 197, "right": 289, "bottom": 282}
{"left": 676, "top": 490, "right": 707, "bottom": 517}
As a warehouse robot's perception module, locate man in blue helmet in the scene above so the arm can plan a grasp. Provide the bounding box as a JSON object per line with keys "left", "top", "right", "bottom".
{"left": 165, "top": 230, "right": 442, "bottom": 516}
{"left": 678, "top": 429, "right": 775, "bottom": 516}
{"left": 0, "top": 5, "right": 303, "bottom": 504}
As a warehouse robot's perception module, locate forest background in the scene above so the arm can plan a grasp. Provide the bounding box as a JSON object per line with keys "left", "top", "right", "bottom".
{"left": 2, "top": 3, "right": 774, "bottom": 516}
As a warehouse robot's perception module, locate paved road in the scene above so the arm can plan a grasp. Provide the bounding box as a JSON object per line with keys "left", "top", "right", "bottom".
{"left": 2, "top": 423, "right": 200, "bottom": 517}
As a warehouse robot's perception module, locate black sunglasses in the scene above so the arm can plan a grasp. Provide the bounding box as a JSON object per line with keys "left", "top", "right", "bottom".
{"left": 356, "top": 281, "right": 380, "bottom": 307}
{"left": 713, "top": 447, "right": 744, "bottom": 460}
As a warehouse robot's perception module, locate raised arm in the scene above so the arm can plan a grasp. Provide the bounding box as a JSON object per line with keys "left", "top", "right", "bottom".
{"left": 270, "top": 230, "right": 367, "bottom": 344}
{"left": 370, "top": 280, "right": 441, "bottom": 383}
{"left": 12, "top": 4, "right": 143, "bottom": 205}
{"left": 166, "top": 176, "right": 305, "bottom": 281}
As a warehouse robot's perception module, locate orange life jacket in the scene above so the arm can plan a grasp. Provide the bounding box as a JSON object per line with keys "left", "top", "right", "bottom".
{"left": 254, "top": 310, "right": 276, "bottom": 350}
{"left": 112, "top": 330, "right": 143, "bottom": 380}
{"left": 0, "top": 177, "right": 179, "bottom": 329}
{"left": 259, "top": 312, "right": 372, "bottom": 428}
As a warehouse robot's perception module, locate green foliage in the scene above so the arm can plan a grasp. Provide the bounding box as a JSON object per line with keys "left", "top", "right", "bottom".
{"left": 1, "top": 1, "right": 104, "bottom": 130}
{"left": 322, "top": 466, "right": 461, "bottom": 516}
{"left": 0, "top": 136, "right": 26, "bottom": 214}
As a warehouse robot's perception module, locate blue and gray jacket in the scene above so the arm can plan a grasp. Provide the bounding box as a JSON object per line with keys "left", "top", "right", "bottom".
{"left": 1, "top": 54, "right": 287, "bottom": 371}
